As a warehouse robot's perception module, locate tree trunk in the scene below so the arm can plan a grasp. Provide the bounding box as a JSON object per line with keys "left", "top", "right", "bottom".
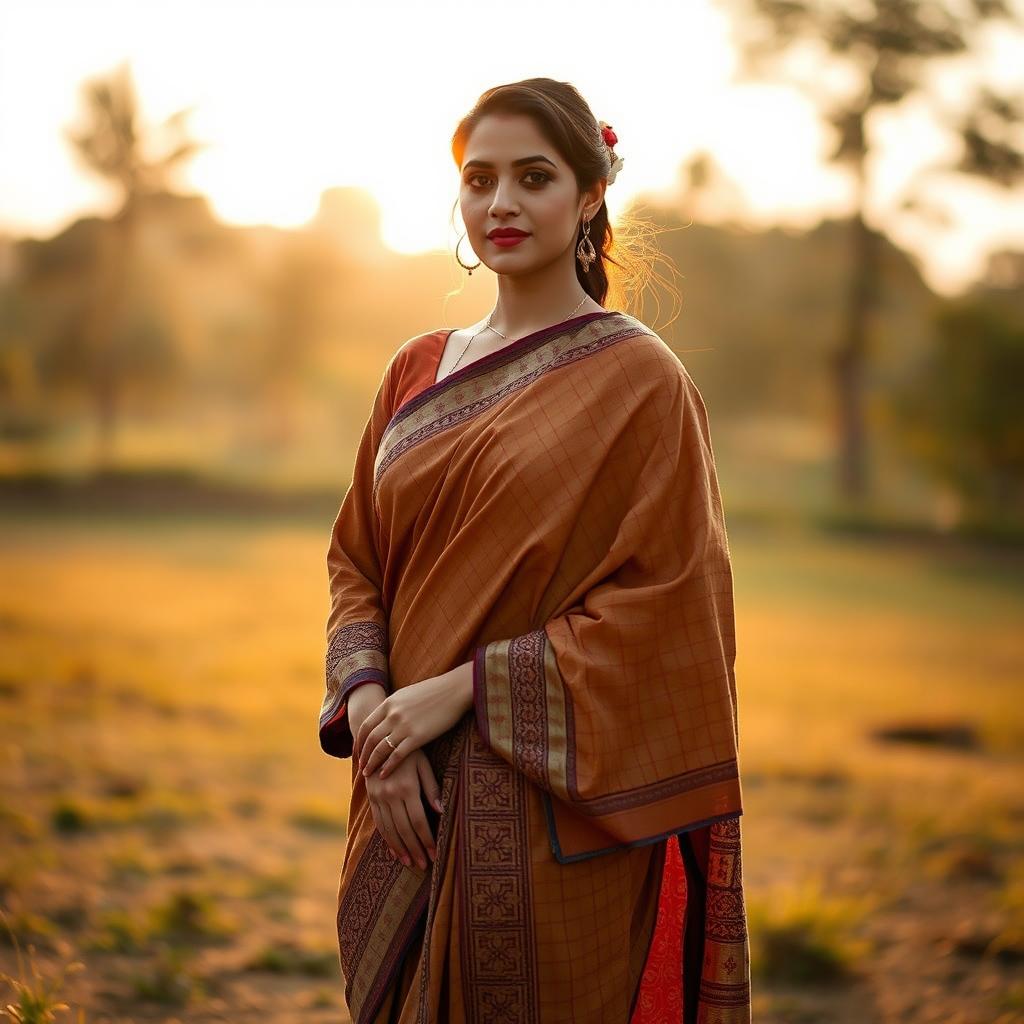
{"left": 833, "top": 175, "right": 879, "bottom": 502}
{"left": 89, "top": 203, "right": 136, "bottom": 469}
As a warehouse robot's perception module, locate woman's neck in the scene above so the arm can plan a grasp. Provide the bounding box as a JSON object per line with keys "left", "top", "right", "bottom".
{"left": 488, "top": 270, "right": 604, "bottom": 337}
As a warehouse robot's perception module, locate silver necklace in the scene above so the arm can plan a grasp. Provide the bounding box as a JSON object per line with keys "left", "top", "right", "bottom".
{"left": 442, "top": 294, "right": 592, "bottom": 381}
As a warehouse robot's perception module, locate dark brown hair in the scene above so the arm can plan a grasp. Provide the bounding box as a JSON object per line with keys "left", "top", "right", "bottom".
{"left": 451, "top": 77, "right": 670, "bottom": 314}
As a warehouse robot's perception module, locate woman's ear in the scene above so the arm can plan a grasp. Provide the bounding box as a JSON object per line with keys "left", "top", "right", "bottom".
{"left": 582, "top": 179, "right": 607, "bottom": 221}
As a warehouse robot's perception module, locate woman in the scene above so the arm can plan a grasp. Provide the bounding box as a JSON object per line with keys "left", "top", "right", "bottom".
{"left": 318, "top": 78, "right": 751, "bottom": 1023}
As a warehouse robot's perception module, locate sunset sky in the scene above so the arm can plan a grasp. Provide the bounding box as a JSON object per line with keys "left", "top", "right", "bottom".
{"left": 1, "top": 0, "right": 1022, "bottom": 295}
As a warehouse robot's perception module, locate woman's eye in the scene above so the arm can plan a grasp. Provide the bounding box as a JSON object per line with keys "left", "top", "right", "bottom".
{"left": 464, "top": 171, "right": 550, "bottom": 189}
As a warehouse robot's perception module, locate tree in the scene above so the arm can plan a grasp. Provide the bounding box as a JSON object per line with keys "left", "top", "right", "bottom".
{"left": 894, "top": 296, "right": 1024, "bottom": 527}
{"left": 64, "top": 60, "right": 205, "bottom": 466}
{"left": 718, "top": 0, "right": 1024, "bottom": 501}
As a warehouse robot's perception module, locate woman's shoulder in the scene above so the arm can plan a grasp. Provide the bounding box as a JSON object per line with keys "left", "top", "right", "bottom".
{"left": 391, "top": 327, "right": 447, "bottom": 365}
{"left": 603, "top": 311, "right": 696, "bottom": 389}
{"left": 380, "top": 328, "right": 450, "bottom": 416}
{"left": 598, "top": 314, "right": 714, "bottom": 434}
{"left": 385, "top": 328, "right": 447, "bottom": 382}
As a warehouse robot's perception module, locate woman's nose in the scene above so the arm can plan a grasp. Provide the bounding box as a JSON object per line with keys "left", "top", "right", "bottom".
{"left": 489, "top": 182, "right": 519, "bottom": 217}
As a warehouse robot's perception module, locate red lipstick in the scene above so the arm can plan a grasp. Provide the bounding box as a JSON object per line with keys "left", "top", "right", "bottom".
{"left": 487, "top": 228, "right": 530, "bottom": 248}
{"left": 490, "top": 234, "right": 528, "bottom": 248}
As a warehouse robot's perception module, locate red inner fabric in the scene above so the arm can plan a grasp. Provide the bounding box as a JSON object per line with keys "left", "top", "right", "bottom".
{"left": 392, "top": 329, "right": 447, "bottom": 413}
{"left": 631, "top": 836, "right": 687, "bottom": 1022}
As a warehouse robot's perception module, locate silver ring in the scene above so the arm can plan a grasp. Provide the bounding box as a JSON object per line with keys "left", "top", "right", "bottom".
{"left": 384, "top": 734, "right": 397, "bottom": 750}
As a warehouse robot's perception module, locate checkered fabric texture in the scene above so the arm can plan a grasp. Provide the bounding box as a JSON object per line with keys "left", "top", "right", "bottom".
{"left": 322, "top": 311, "right": 750, "bottom": 1022}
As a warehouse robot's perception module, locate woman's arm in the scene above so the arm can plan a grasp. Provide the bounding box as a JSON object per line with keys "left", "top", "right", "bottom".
{"left": 347, "top": 682, "right": 388, "bottom": 742}
{"left": 319, "top": 362, "right": 397, "bottom": 759}
{"left": 355, "top": 662, "right": 474, "bottom": 775}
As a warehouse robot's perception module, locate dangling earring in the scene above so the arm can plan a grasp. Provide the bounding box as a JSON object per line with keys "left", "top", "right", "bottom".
{"left": 576, "top": 218, "right": 597, "bottom": 273}
{"left": 455, "top": 232, "right": 481, "bottom": 275}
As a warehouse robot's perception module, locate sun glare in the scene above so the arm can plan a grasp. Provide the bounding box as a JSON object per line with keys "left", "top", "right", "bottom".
{"left": 1, "top": 0, "right": 1022, "bottom": 290}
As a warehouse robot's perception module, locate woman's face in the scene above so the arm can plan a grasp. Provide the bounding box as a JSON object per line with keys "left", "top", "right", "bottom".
{"left": 459, "top": 112, "right": 599, "bottom": 277}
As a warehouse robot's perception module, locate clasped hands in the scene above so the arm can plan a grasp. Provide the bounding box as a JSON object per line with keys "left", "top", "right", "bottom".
{"left": 353, "top": 661, "right": 474, "bottom": 781}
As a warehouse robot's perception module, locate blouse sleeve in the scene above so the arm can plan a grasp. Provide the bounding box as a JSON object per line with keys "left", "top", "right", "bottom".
{"left": 318, "top": 359, "right": 397, "bottom": 759}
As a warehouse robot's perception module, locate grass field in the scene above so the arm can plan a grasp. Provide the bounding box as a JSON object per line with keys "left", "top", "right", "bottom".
{"left": 1, "top": 514, "right": 1022, "bottom": 1023}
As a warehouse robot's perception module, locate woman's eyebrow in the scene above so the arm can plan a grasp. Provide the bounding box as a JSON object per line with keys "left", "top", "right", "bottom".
{"left": 463, "top": 155, "right": 557, "bottom": 170}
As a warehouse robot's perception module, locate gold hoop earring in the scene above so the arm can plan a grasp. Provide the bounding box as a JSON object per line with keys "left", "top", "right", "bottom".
{"left": 455, "top": 232, "right": 481, "bottom": 275}
{"left": 576, "top": 218, "right": 597, "bottom": 273}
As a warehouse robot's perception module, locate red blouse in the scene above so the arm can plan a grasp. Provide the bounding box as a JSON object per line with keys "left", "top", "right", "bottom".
{"left": 391, "top": 329, "right": 450, "bottom": 413}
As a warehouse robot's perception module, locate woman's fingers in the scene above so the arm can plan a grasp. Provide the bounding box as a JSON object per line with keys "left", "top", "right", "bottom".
{"left": 375, "top": 801, "right": 410, "bottom": 867}
{"left": 362, "top": 730, "right": 413, "bottom": 779}
{"left": 364, "top": 735, "right": 410, "bottom": 779}
{"left": 391, "top": 799, "right": 428, "bottom": 870}
{"left": 368, "top": 753, "right": 439, "bottom": 871}
{"left": 359, "top": 722, "right": 397, "bottom": 775}
{"left": 380, "top": 738, "right": 409, "bottom": 779}
{"left": 353, "top": 703, "right": 384, "bottom": 764}
{"left": 357, "top": 724, "right": 379, "bottom": 771}
{"left": 360, "top": 734, "right": 389, "bottom": 776}
{"left": 416, "top": 756, "right": 444, "bottom": 815}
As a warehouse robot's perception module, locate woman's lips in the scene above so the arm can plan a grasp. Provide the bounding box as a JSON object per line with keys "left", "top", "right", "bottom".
{"left": 489, "top": 234, "right": 530, "bottom": 248}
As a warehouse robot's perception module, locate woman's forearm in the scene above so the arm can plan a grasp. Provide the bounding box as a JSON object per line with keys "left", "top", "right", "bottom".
{"left": 354, "top": 662, "right": 475, "bottom": 768}
{"left": 348, "top": 682, "right": 388, "bottom": 739}
{"left": 448, "top": 660, "right": 474, "bottom": 718}
{"left": 355, "top": 664, "right": 473, "bottom": 733}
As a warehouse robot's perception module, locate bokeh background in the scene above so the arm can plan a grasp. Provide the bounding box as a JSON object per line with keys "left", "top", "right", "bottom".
{"left": 1, "top": 2, "right": 1023, "bottom": 1022}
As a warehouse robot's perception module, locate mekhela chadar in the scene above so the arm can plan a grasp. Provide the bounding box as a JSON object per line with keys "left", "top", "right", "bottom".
{"left": 319, "top": 309, "right": 751, "bottom": 1023}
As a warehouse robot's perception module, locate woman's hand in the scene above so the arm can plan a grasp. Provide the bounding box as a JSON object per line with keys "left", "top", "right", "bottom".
{"left": 366, "top": 748, "right": 442, "bottom": 870}
{"left": 355, "top": 662, "right": 473, "bottom": 780}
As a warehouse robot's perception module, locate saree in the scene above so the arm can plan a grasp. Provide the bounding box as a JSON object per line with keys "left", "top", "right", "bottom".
{"left": 319, "top": 309, "right": 751, "bottom": 1023}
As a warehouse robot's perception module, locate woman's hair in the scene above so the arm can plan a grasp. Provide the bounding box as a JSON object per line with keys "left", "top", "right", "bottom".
{"left": 450, "top": 77, "right": 680, "bottom": 319}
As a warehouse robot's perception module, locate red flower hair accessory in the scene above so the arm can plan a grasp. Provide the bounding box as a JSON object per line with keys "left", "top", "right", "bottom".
{"left": 598, "top": 120, "right": 624, "bottom": 185}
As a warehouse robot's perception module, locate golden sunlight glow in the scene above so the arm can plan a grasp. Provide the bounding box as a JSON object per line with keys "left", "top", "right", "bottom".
{"left": 1, "top": 0, "right": 1023, "bottom": 292}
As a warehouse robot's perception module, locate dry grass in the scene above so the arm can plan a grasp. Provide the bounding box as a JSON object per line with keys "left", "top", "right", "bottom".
{"left": 0, "top": 516, "right": 1021, "bottom": 1023}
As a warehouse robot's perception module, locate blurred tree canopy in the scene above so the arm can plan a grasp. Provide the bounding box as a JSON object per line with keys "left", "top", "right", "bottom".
{"left": 892, "top": 294, "right": 1024, "bottom": 528}
{"left": 720, "top": 0, "right": 1024, "bottom": 501}
{"left": 1, "top": 49, "right": 1022, "bottom": 535}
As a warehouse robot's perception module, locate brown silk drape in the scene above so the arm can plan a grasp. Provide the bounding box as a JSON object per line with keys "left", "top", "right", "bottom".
{"left": 319, "top": 310, "right": 751, "bottom": 1022}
